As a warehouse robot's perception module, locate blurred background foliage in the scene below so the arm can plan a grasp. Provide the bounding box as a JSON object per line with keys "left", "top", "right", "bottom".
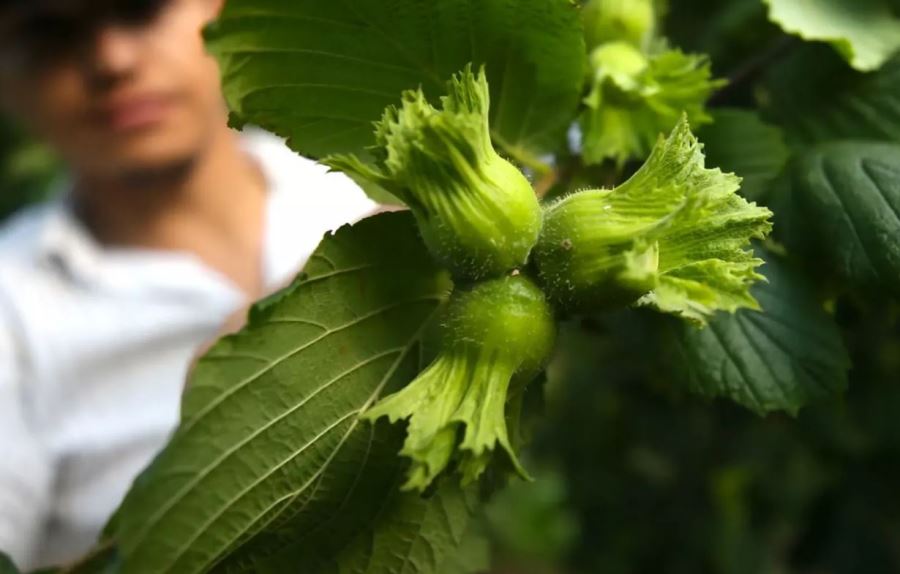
{"left": 0, "top": 118, "right": 58, "bottom": 222}
{"left": 483, "top": 0, "right": 900, "bottom": 573}
{"left": 486, "top": 303, "right": 900, "bottom": 574}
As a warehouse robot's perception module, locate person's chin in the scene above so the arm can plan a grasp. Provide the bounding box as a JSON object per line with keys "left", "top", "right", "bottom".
{"left": 92, "top": 128, "right": 204, "bottom": 179}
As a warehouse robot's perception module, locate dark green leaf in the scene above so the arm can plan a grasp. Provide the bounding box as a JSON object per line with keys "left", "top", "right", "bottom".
{"left": 668, "top": 252, "right": 850, "bottom": 415}
{"left": 241, "top": 482, "right": 482, "bottom": 574}
{"left": 777, "top": 141, "right": 900, "bottom": 296}
{"left": 698, "top": 108, "right": 789, "bottom": 202}
{"left": 0, "top": 120, "right": 59, "bottom": 221}
{"left": 115, "top": 212, "right": 459, "bottom": 574}
{"left": 763, "top": 0, "right": 900, "bottom": 72}
{"left": 205, "top": 0, "right": 585, "bottom": 163}
{"left": 0, "top": 553, "right": 18, "bottom": 574}
{"left": 764, "top": 46, "right": 900, "bottom": 145}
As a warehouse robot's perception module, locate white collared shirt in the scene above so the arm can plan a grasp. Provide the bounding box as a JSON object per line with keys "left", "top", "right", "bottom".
{"left": 0, "top": 131, "right": 377, "bottom": 569}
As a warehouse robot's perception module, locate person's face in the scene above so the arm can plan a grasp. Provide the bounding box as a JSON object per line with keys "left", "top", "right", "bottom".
{"left": 0, "top": 0, "right": 225, "bottom": 180}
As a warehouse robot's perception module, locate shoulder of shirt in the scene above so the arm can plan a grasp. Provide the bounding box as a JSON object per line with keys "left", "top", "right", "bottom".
{"left": 0, "top": 204, "right": 55, "bottom": 361}
{"left": 0, "top": 202, "right": 57, "bottom": 269}
{"left": 240, "top": 128, "right": 378, "bottom": 211}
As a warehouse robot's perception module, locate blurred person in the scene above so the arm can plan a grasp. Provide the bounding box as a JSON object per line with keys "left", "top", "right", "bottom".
{"left": 0, "top": 0, "right": 377, "bottom": 568}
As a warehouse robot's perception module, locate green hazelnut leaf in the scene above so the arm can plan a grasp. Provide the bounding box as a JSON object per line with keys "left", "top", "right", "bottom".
{"left": 580, "top": 43, "right": 724, "bottom": 166}
{"left": 204, "top": 0, "right": 585, "bottom": 166}
{"left": 764, "top": 46, "right": 900, "bottom": 146}
{"left": 220, "top": 481, "right": 481, "bottom": 574}
{"left": 698, "top": 108, "right": 790, "bottom": 202}
{"left": 668, "top": 251, "right": 850, "bottom": 416}
{"left": 0, "top": 553, "right": 18, "bottom": 574}
{"left": 763, "top": 0, "right": 900, "bottom": 72}
{"left": 113, "top": 212, "right": 488, "bottom": 574}
{"left": 775, "top": 140, "right": 900, "bottom": 297}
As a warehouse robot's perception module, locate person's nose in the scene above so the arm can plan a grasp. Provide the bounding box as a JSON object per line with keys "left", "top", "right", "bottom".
{"left": 83, "top": 24, "right": 143, "bottom": 86}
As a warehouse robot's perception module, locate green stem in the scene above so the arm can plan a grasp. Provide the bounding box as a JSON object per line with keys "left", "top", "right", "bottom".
{"left": 491, "top": 131, "right": 554, "bottom": 177}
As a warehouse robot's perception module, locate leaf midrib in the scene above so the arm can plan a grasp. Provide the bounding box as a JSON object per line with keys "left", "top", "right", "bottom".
{"left": 129, "top": 347, "right": 404, "bottom": 562}
{"left": 181, "top": 309, "right": 442, "bottom": 574}
{"left": 125, "top": 294, "right": 442, "bottom": 556}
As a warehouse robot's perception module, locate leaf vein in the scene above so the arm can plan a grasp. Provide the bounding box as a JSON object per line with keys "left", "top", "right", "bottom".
{"left": 211, "top": 46, "right": 422, "bottom": 76}
{"left": 187, "top": 306, "right": 440, "bottom": 573}
{"left": 128, "top": 348, "right": 403, "bottom": 551}
{"left": 819, "top": 156, "right": 879, "bottom": 280}
{"left": 707, "top": 321, "right": 765, "bottom": 412}
{"left": 241, "top": 82, "right": 400, "bottom": 102}
{"left": 180, "top": 294, "right": 440, "bottom": 435}
{"left": 735, "top": 315, "right": 790, "bottom": 407}
{"left": 859, "top": 158, "right": 900, "bottom": 227}
{"left": 165, "top": 410, "right": 361, "bottom": 572}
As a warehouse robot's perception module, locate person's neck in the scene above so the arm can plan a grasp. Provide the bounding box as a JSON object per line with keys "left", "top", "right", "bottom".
{"left": 73, "top": 127, "right": 268, "bottom": 299}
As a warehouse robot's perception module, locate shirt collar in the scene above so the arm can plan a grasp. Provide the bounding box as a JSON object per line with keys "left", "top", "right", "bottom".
{"left": 34, "top": 129, "right": 286, "bottom": 300}
{"left": 37, "top": 195, "right": 106, "bottom": 287}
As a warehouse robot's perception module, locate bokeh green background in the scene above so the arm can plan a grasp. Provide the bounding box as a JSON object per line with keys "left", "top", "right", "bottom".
{"left": 0, "top": 119, "right": 57, "bottom": 222}
{"left": 482, "top": 1, "right": 900, "bottom": 573}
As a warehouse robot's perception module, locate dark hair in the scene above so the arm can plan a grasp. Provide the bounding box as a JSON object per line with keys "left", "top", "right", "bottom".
{"left": 1, "top": 0, "right": 168, "bottom": 30}
{"left": 0, "top": 0, "right": 168, "bottom": 63}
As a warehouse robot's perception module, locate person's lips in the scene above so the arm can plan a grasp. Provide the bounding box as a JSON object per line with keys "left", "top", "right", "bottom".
{"left": 92, "top": 93, "right": 176, "bottom": 132}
